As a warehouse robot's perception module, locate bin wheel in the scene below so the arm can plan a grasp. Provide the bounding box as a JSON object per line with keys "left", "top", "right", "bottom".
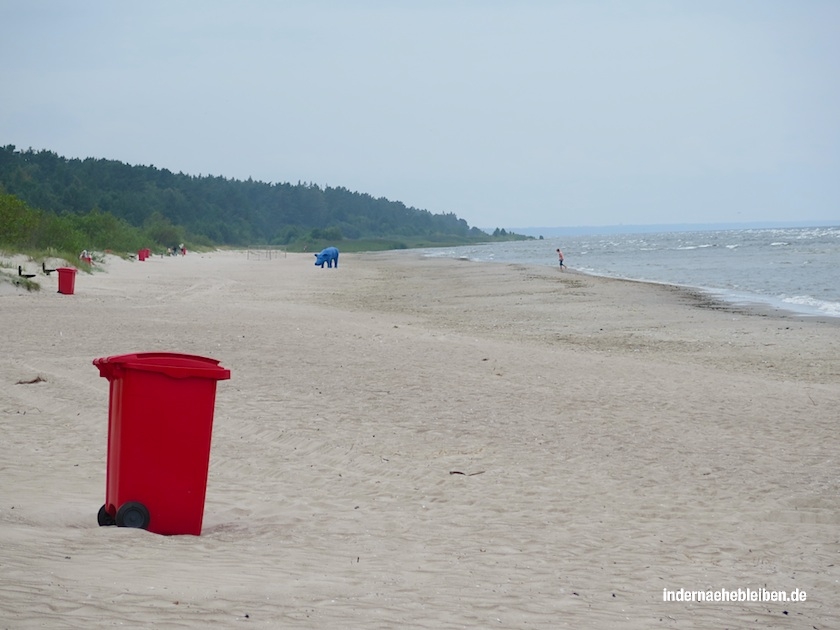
{"left": 97, "top": 504, "right": 116, "bottom": 526}
{"left": 115, "top": 502, "right": 150, "bottom": 529}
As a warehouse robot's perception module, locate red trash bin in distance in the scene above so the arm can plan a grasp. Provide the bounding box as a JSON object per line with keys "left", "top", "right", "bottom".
{"left": 93, "top": 352, "right": 230, "bottom": 535}
{"left": 56, "top": 267, "right": 77, "bottom": 295}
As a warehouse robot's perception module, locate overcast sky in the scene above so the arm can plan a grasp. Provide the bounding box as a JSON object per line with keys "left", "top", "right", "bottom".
{"left": 2, "top": 1, "right": 838, "bottom": 229}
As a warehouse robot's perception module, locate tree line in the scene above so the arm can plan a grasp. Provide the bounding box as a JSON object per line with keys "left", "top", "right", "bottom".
{"left": 0, "top": 145, "right": 528, "bottom": 250}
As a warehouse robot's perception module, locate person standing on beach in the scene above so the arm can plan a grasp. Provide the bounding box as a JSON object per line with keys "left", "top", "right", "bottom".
{"left": 556, "top": 248, "right": 565, "bottom": 271}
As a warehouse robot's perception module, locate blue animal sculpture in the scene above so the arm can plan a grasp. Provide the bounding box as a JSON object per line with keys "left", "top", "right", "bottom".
{"left": 314, "top": 246, "right": 339, "bottom": 268}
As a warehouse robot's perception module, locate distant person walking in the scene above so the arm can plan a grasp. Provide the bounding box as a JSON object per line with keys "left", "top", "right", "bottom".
{"left": 556, "top": 248, "right": 565, "bottom": 271}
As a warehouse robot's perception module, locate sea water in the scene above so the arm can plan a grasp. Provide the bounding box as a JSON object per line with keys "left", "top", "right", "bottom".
{"left": 419, "top": 226, "right": 840, "bottom": 319}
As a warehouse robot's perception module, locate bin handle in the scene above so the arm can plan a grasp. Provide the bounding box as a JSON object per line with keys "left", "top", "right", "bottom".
{"left": 122, "top": 363, "right": 231, "bottom": 380}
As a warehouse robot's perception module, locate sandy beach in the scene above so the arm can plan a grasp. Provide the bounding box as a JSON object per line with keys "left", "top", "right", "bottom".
{"left": 1, "top": 249, "right": 838, "bottom": 629}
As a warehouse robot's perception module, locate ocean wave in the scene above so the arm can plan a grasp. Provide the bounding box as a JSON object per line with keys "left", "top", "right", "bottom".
{"left": 780, "top": 295, "right": 840, "bottom": 317}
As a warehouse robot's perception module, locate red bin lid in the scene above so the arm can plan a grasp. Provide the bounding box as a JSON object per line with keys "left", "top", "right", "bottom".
{"left": 93, "top": 352, "right": 231, "bottom": 380}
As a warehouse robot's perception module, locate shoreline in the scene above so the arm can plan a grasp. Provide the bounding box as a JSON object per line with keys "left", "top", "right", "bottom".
{"left": 418, "top": 229, "right": 840, "bottom": 322}
{"left": 581, "top": 270, "right": 840, "bottom": 326}
{"left": 444, "top": 256, "right": 840, "bottom": 324}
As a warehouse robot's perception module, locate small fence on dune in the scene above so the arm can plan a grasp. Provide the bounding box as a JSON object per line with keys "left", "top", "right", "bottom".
{"left": 246, "top": 249, "right": 287, "bottom": 261}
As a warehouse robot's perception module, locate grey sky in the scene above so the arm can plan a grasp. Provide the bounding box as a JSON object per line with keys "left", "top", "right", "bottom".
{"left": 2, "top": 1, "right": 838, "bottom": 229}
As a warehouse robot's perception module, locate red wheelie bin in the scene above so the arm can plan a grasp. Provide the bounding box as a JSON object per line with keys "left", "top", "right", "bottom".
{"left": 56, "top": 267, "right": 77, "bottom": 295}
{"left": 93, "top": 352, "right": 230, "bottom": 535}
